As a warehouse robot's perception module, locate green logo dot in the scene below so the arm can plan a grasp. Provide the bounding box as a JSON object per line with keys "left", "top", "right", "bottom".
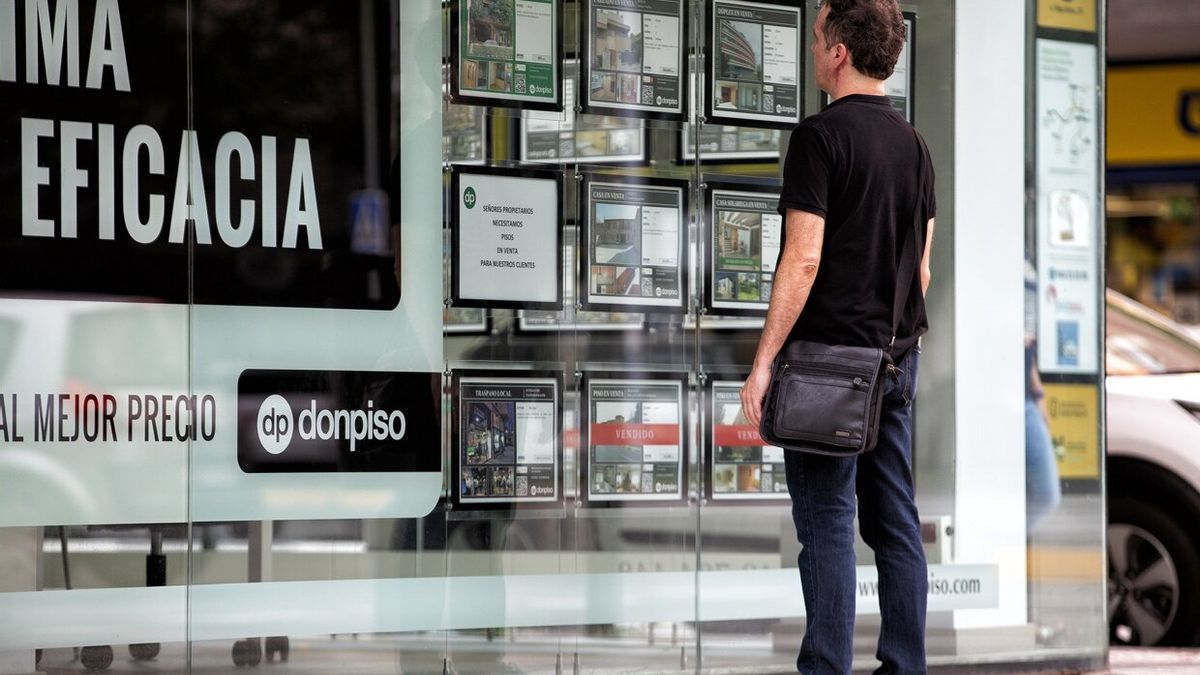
{"left": 464, "top": 186, "right": 477, "bottom": 209}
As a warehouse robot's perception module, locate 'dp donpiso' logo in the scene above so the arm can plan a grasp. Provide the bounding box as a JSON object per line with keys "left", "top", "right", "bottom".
{"left": 257, "top": 394, "right": 294, "bottom": 455}
{"left": 463, "top": 186, "right": 477, "bottom": 209}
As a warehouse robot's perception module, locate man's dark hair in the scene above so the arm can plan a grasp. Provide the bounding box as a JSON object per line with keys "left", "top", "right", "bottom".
{"left": 819, "top": 0, "right": 906, "bottom": 80}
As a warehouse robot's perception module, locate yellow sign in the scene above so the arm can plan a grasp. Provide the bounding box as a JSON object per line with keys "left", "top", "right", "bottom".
{"left": 1037, "top": 0, "right": 1096, "bottom": 33}
{"left": 1108, "top": 64, "right": 1200, "bottom": 167}
{"left": 1042, "top": 383, "right": 1100, "bottom": 480}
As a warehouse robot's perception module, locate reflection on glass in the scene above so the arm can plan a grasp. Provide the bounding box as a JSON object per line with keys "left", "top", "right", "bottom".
{"left": 522, "top": 61, "right": 646, "bottom": 164}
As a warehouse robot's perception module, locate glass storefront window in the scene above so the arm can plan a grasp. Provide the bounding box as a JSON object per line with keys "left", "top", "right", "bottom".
{"left": 0, "top": 1, "right": 1109, "bottom": 673}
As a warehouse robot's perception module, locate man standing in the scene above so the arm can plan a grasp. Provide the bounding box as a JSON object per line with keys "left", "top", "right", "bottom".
{"left": 740, "top": 1, "right": 936, "bottom": 673}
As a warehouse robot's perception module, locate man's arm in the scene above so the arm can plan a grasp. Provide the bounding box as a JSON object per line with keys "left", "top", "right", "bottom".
{"left": 920, "top": 217, "right": 935, "bottom": 296}
{"left": 741, "top": 208, "right": 826, "bottom": 428}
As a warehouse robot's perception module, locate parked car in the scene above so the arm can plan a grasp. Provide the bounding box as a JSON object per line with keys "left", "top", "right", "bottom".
{"left": 1106, "top": 289, "right": 1200, "bottom": 646}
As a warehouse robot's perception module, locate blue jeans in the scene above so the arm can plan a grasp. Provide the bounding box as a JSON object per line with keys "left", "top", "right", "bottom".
{"left": 783, "top": 348, "right": 927, "bottom": 674}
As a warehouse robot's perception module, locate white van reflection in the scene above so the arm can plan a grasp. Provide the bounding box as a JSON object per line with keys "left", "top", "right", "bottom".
{"left": 0, "top": 299, "right": 189, "bottom": 527}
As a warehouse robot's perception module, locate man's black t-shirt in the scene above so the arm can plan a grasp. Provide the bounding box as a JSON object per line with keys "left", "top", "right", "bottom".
{"left": 777, "top": 94, "right": 935, "bottom": 358}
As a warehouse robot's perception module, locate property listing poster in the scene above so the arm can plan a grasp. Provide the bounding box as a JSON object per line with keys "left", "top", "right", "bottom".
{"left": 709, "top": 0, "right": 801, "bottom": 126}
{"left": 586, "top": 0, "right": 684, "bottom": 116}
{"left": 458, "top": 0, "right": 558, "bottom": 105}
{"left": 709, "top": 189, "right": 782, "bottom": 313}
{"left": 458, "top": 377, "right": 560, "bottom": 505}
{"left": 453, "top": 168, "right": 560, "bottom": 308}
{"left": 523, "top": 69, "right": 646, "bottom": 163}
{"left": 584, "top": 180, "right": 686, "bottom": 311}
{"left": 710, "top": 382, "right": 788, "bottom": 500}
{"left": 519, "top": 230, "right": 645, "bottom": 330}
{"left": 587, "top": 378, "right": 685, "bottom": 502}
{"left": 1035, "top": 39, "right": 1100, "bottom": 375}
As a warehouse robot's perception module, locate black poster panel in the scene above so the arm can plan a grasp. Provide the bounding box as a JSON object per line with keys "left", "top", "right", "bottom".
{"left": 1, "top": 0, "right": 399, "bottom": 310}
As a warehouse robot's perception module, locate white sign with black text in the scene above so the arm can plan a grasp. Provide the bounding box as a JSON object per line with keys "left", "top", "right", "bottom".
{"left": 453, "top": 168, "right": 561, "bottom": 308}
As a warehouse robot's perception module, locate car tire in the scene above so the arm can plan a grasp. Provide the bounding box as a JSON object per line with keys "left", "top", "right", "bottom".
{"left": 1108, "top": 498, "right": 1200, "bottom": 646}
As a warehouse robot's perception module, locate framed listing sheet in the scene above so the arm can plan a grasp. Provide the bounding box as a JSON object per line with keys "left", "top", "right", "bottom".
{"left": 451, "top": 0, "right": 563, "bottom": 111}
{"left": 581, "top": 0, "right": 687, "bottom": 120}
{"left": 703, "top": 182, "right": 782, "bottom": 316}
{"left": 1035, "top": 39, "right": 1100, "bottom": 375}
{"left": 580, "top": 175, "right": 689, "bottom": 314}
{"left": 582, "top": 372, "right": 688, "bottom": 506}
{"left": 450, "top": 165, "right": 563, "bottom": 311}
{"left": 453, "top": 371, "right": 564, "bottom": 508}
{"left": 705, "top": 377, "right": 789, "bottom": 503}
{"left": 705, "top": 0, "right": 802, "bottom": 128}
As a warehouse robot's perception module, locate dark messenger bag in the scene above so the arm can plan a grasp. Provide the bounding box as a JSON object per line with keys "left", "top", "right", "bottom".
{"left": 758, "top": 130, "right": 926, "bottom": 457}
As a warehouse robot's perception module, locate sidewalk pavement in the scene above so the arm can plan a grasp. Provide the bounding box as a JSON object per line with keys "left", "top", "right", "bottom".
{"left": 1085, "top": 648, "right": 1200, "bottom": 674}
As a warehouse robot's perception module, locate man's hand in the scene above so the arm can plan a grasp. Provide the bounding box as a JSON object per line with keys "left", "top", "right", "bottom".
{"left": 741, "top": 364, "right": 774, "bottom": 429}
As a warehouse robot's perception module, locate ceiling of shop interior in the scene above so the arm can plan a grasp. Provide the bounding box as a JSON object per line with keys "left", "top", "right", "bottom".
{"left": 1108, "top": 0, "right": 1200, "bottom": 62}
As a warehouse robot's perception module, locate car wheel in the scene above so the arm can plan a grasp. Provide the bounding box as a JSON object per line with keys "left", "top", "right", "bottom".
{"left": 1108, "top": 498, "right": 1200, "bottom": 646}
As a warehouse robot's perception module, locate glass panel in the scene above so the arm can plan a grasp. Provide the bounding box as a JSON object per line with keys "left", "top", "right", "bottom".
{"left": 183, "top": 0, "right": 443, "bottom": 669}
{"left": 1026, "top": 0, "right": 1107, "bottom": 664}
{"left": 0, "top": 0, "right": 193, "bottom": 669}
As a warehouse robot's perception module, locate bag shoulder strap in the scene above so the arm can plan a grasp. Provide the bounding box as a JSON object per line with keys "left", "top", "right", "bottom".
{"left": 888, "top": 127, "right": 927, "bottom": 356}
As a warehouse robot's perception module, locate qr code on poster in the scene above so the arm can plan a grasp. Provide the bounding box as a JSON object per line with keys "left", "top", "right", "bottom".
{"left": 515, "top": 73, "right": 527, "bottom": 94}
{"left": 641, "top": 84, "right": 654, "bottom": 103}
{"left": 763, "top": 93, "right": 774, "bottom": 113}
{"left": 516, "top": 476, "right": 529, "bottom": 497}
